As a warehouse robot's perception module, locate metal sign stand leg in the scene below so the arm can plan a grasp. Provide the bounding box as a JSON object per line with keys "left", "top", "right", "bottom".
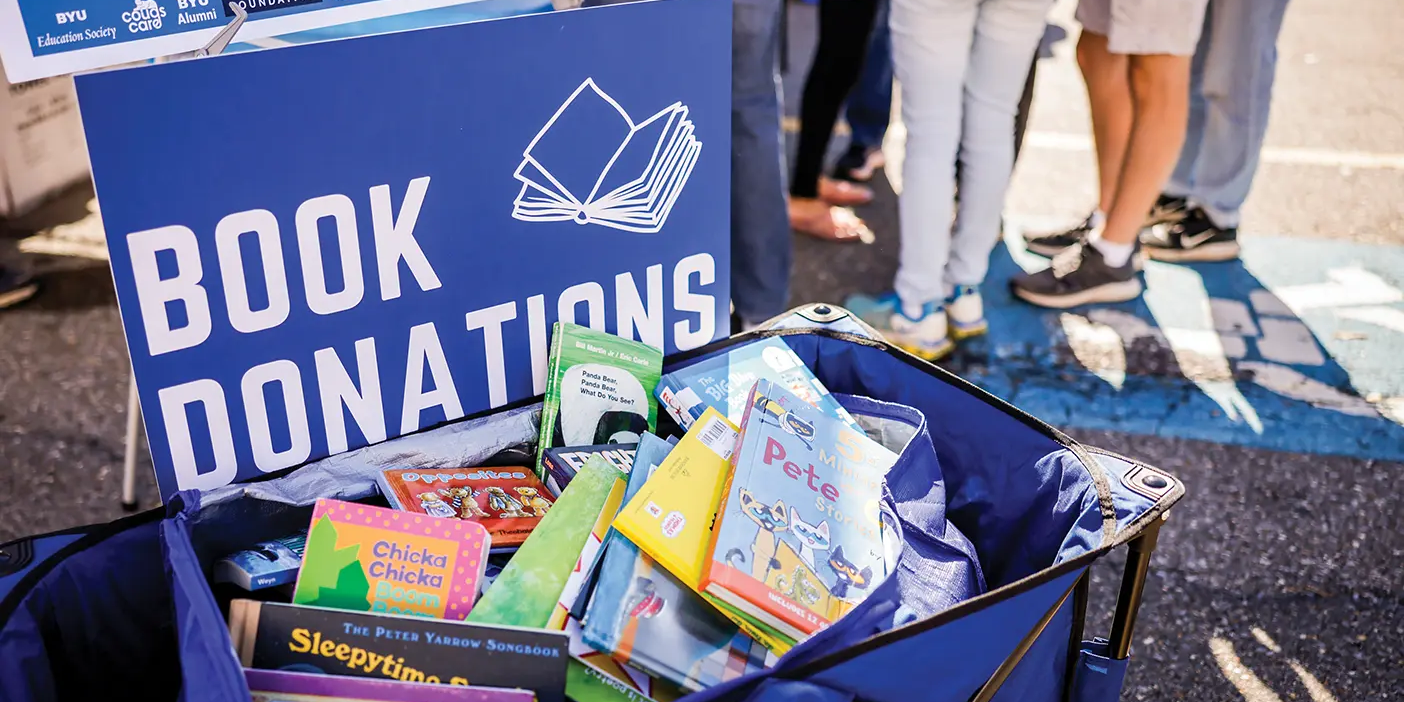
{"left": 117, "top": 4, "right": 248, "bottom": 511}
{"left": 121, "top": 373, "right": 141, "bottom": 511}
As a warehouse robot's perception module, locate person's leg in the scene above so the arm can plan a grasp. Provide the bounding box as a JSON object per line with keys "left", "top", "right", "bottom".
{"left": 1012, "top": 51, "right": 1039, "bottom": 163}
{"left": 1184, "top": 0, "right": 1289, "bottom": 229}
{"left": 1164, "top": 3, "right": 1213, "bottom": 200}
{"left": 1097, "top": 52, "right": 1193, "bottom": 248}
{"left": 879, "top": 0, "right": 979, "bottom": 358}
{"left": 1144, "top": 0, "right": 1288, "bottom": 262}
{"left": 729, "top": 0, "right": 792, "bottom": 326}
{"left": 834, "top": 0, "right": 894, "bottom": 182}
{"left": 1013, "top": 0, "right": 1206, "bottom": 308}
{"left": 1077, "top": 31, "right": 1132, "bottom": 217}
{"left": 942, "top": 0, "right": 1052, "bottom": 337}
{"left": 948, "top": 0, "right": 1054, "bottom": 291}
{"left": 845, "top": 0, "right": 893, "bottom": 153}
{"left": 1017, "top": 0, "right": 1129, "bottom": 256}
{"left": 789, "top": 0, "right": 882, "bottom": 241}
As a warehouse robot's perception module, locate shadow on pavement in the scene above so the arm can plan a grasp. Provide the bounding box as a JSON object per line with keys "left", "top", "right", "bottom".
{"left": 786, "top": 163, "right": 1404, "bottom": 459}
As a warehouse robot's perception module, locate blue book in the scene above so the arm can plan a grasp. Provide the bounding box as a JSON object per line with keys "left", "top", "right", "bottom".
{"left": 582, "top": 435, "right": 775, "bottom": 692}
{"left": 700, "top": 380, "right": 896, "bottom": 639}
{"left": 213, "top": 535, "right": 306, "bottom": 591}
{"left": 655, "top": 337, "right": 857, "bottom": 431}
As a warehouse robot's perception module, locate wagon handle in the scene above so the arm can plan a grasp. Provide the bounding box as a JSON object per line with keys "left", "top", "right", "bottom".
{"left": 1107, "top": 514, "right": 1166, "bottom": 659}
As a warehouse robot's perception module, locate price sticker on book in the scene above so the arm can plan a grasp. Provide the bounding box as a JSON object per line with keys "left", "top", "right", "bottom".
{"left": 697, "top": 415, "right": 739, "bottom": 461}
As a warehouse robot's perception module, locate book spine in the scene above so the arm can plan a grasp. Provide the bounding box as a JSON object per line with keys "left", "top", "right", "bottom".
{"left": 697, "top": 382, "right": 759, "bottom": 595}
{"left": 654, "top": 375, "right": 692, "bottom": 430}
{"left": 376, "top": 474, "right": 409, "bottom": 511}
{"left": 535, "top": 322, "right": 568, "bottom": 481}
{"left": 566, "top": 659, "right": 664, "bottom": 702}
{"left": 613, "top": 648, "right": 704, "bottom": 695}
{"left": 700, "top": 593, "right": 794, "bottom": 656}
{"left": 709, "top": 562, "right": 823, "bottom": 638}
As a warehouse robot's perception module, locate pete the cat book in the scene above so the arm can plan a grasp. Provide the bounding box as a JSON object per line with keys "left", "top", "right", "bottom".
{"left": 291, "top": 499, "right": 491, "bottom": 621}
{"left": 377, "top": 467, "right": 555, "bottom": 552}
{"left": 701, "top": 380, "right": 896, "bottom": 639}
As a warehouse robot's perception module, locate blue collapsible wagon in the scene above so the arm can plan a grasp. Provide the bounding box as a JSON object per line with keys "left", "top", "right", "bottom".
{"left": 0, "top": 304, "right": 1182, "bottom": 702}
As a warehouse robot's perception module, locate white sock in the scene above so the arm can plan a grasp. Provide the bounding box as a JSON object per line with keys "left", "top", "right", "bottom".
{"left": 1089, "top": 210, "right": 1106, "bottom": 229}
{"left": 1091, "top": 236, "right": 1135, "bottom": 268}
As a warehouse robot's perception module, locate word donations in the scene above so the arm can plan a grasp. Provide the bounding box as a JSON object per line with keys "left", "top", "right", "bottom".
{"left": 73, "top": 0, "right": 730, "bottom": 500}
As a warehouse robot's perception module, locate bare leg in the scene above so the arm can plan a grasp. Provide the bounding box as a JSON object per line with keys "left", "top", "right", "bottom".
{"left": 1076, "top": 31, "right": 1132, "bottom": 214}
{"left": 1100, "top": 53, "right": 1192, "bottom": 245}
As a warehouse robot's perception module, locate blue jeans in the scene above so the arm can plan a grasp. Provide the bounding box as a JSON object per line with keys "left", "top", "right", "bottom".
{"left": 844, "top": 0, "right": 893, "bottom": 152}
{"left": 1166, "top": 0, "right": 1290, "bottom": 229}
{"left": 730, "top": 0, "right": 791, "bottom": 323}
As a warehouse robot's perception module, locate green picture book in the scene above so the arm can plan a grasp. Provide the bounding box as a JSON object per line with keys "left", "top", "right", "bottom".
{"left": 467, "top": 455, "right": 627, "bottom": 627}
{"left": 535, "top": 322, "right": 663, "bottom": 482}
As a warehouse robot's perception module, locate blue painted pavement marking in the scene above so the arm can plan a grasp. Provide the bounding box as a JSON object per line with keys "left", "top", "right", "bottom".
{"left": 942, "top": 224, "right": 1404, "bottom": 462}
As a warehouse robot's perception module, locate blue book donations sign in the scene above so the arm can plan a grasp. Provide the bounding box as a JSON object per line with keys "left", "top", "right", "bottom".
{"left": 74, "top": 0, "right": 731, "bottom": 502}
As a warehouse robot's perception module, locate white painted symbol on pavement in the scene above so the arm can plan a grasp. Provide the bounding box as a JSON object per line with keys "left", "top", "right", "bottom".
{"left": 1209, "top": 627, "right": 1338, "bottom": 702}
{"left": 1335, "top": 305, "right": 1404, "bottom": 334}
{"left": 1272, "top": 267, "right": 1402, "bottom": 313}
{"left": 1028, "top": 214, "right": 1404, "bottom": 427}
{"left": 1236, "top": 362, "right": 1377, "bottom": 417}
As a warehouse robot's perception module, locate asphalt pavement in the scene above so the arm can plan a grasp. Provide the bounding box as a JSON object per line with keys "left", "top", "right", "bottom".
{"left": 2, "top": 0, "right": 1402, "bottom": 699}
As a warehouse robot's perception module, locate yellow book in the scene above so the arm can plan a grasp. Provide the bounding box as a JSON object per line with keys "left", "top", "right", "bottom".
{"left": 611, "top": 408, "right": 739, "bottom": 589}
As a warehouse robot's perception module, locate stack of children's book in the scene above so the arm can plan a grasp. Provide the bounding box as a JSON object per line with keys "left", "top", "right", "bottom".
{"left": 220, "top": 322, "right": 906, "bottom": 702}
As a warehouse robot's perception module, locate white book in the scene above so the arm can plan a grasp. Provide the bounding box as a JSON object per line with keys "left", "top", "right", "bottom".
{"left": 512, "top": 78, "right": 702, "bottom": 233}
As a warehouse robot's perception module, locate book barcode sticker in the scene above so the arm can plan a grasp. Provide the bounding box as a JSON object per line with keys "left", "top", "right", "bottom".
{"left": 696, "top": 415, "right": 738, "bottom": 460}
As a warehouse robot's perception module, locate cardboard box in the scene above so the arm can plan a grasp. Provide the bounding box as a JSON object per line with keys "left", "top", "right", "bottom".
{"left": 1, "top": 60, "right": 91, "bottom": 218}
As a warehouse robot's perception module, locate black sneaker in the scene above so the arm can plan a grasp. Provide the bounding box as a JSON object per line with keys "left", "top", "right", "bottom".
{"left": 1146, "top": 193, "right": 1190, "bottom": 227}
{"left": 1023, "top": 194, "right": 1188, "bottom": 258}
{"left": 1023, "top": 213, "right": 1098, "bottom": 257}
{"left": 0, "top": 266, "right": 38, "bottom": 310}
{"left": 1141, "top": 207, "right": 1240, "bottom": 263}
{"left": 1010, "top": 242, "right": 1143, "bottom": 309}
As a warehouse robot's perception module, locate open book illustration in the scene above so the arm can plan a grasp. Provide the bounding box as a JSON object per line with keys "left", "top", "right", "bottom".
{"left": 512, "top": 78, "right": 702, "bottom": 233}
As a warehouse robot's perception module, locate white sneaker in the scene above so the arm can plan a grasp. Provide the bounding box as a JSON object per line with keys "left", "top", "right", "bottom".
{"left": 888, "top": 299, "right": 954, "bottom": 361}
{"left": 844, "top": 293, "right": 955, "bottom": 360}
{"left": 945, "top": 285, "right": 988, "bottom": 339}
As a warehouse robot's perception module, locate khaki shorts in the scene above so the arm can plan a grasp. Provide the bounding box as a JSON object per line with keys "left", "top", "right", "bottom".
{"left": 1075, "top": 0, "right": 1208, "bottom": 56}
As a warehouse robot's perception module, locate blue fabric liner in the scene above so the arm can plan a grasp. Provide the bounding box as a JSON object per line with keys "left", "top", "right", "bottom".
{"left": 0, "top": 329, "right": 1159, "bottom": 702}
{"left": 0, "top": 520, "right": 177, "bottom": 702}
{"left": 0, "top": 532, "right": 85, "bottom": 603}
{"left": 1071, "top": 639, "right": 1130, "bottom": 702}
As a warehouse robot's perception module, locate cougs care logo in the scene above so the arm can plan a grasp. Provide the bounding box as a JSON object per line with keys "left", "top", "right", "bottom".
{"left": 122, "top": 0, "right": 167, "bottom": 33}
